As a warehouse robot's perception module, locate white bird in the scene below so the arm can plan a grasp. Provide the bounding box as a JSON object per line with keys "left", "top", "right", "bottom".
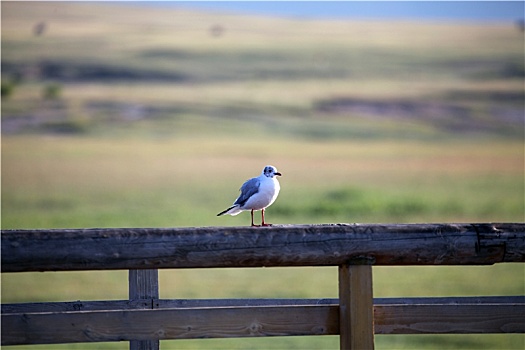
{"left": 217, "top": 165, "right": 282, "bottom": 227}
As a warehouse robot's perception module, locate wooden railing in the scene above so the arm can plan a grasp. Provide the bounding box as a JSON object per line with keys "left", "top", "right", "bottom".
{"left": 2, "top": 223, "right": 524, "bottom": 349}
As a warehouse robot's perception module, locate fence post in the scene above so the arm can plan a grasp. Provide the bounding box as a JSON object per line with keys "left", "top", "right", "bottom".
{"left": 338, "top": 263, "right": 374, "bottom": 350}
{"left": 129, "top": 269, "right": 160, "bottom": 350}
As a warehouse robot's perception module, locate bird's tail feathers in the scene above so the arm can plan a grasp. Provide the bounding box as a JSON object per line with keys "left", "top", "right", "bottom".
{"left": 217, "top": 205, "right": 242, "bottom": 216}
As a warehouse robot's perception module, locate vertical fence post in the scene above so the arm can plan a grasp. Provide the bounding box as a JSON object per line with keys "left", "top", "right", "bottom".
{"left": 129, "top": 269, "right": 160, "bottom": 350}
{"left": 338, "top": 263, "right": 374, "bottom": 350}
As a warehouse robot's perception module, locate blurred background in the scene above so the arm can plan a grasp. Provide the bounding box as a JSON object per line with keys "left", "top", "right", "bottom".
{"left": 2, "top": 1, "right": 524, "bottom": 349}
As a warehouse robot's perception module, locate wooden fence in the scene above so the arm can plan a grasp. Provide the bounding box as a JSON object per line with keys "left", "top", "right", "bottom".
{"left": 2, "top": 223, "right": 524, "bottom": 349}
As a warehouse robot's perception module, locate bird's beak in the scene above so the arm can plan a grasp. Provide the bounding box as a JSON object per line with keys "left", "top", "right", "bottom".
{"left": 275, "top": 172, "right": 282, "bottom": 176}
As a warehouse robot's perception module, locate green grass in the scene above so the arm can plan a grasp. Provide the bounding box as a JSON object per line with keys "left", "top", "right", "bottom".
{"left": 1, "top": 2, "right": 524, "bottom": 349}
{"left": 6, "top": 334, "right": 525, "bottom": 350}
{"left": 2, "top": 135, "right": 524, "bottom": 350}
{"left": 2, "top": 135, "right": 523, "bottom": 228}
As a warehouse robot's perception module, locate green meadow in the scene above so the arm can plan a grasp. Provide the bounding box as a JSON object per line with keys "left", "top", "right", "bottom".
{"left": 2, "top": 2, "right": 524, "bottom": 349}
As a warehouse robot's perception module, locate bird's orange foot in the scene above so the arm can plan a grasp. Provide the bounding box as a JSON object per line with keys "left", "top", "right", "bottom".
{"left": 261, "top": 223, "right": 272, "bottom": 227}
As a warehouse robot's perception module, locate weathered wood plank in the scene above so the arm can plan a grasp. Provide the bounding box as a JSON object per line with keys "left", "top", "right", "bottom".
{"left": 2, "top": 299, "right": 153, "bottom": 313}
{"left": 374, "top": 304, "right": 525, "bottom": 334}
{"left": 129, "top": 270, "right": 159, "bottom": 301}
{"left": 3, "top": 296, "right": 523, "bottom": 314}
{"left": 1, "top": 305, "right": 339, "bottom": 345}
{"left": 339, "top": 264, "right": 374, "bottom": 350}
{"left": 2, "top": 223, "right": 524, "bottom": 272}
{"left": 129, "top": 270, "right": 159, "bottom": 350}
{"left": 3, "top": 298, "right": 524, "bottom": 345}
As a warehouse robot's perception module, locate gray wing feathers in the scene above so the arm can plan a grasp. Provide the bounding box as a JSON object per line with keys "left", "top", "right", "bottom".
{"left": 234, "top": 177, "right": 260, "bottom": 207}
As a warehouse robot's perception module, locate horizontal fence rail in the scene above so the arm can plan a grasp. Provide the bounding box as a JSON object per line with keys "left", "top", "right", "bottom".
{"left": 3, "top": 297, "right": 524, "bottom": 345}
{"left": 2, "top": 223, "right": 524, "bottom": 349}
{"left": 2, "top": 223, "right": 524, "bottom": 272}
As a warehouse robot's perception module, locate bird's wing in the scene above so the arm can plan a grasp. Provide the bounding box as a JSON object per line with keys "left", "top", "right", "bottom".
{"left": 234, "top": 177, "right": 260, "bottom": 207}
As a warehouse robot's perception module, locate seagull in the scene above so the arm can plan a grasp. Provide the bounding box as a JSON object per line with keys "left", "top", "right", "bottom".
{"left": 217, "top": 165, "right": 282, "bottom": 227}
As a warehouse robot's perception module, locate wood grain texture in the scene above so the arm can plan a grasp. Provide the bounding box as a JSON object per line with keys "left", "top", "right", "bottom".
{"left": 2, "top": 223, "right": 524, "bottom": 272}
{"left": 374, "top": 304, "right": 525, "bottom": 334}
{"left": 2, "top": 305, "right": 339, "bottom": 345}
{"left": 129, "top": 270, "right": 159, "bottom": 300}
{"left": 3, "top": 297, "right": 524, "bottom": 345}
{"left": 4, "top": 296, "right": 523, "bottom": 313}
{"left": 339, "top": 264, "right": 374, "bottom": 350}
{"left": 129, "top": 270, "right": 159, "bottom": 350}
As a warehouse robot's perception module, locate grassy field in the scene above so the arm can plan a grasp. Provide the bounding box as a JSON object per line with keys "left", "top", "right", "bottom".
{"left": 2, "top": 2, "right": 524, "bottom": 349}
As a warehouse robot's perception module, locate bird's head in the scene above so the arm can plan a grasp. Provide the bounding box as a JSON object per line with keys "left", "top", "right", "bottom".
{"left": 263, "top": 165, "right": 282, "bottom": 178}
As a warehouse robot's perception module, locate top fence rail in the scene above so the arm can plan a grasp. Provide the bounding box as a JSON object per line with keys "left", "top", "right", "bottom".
{"left": 2, "top": 223, "right": 524, "bottom": 272}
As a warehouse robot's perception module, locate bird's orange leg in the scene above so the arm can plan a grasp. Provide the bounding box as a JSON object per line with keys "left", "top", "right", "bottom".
{"left": 261, "top": 209, "right": 272, "bottom": 226}
{"left": 251, "top": 209, "right": 260, "bottom": 227}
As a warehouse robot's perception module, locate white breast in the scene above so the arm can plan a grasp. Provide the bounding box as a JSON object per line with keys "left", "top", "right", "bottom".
{"left": 242, "top": 177, "right": 280, "bottom": 211}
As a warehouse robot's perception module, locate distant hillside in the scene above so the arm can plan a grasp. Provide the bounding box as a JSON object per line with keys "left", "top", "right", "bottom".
{"left": 2, "top": 1, "right": 523, "bottom": 139}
